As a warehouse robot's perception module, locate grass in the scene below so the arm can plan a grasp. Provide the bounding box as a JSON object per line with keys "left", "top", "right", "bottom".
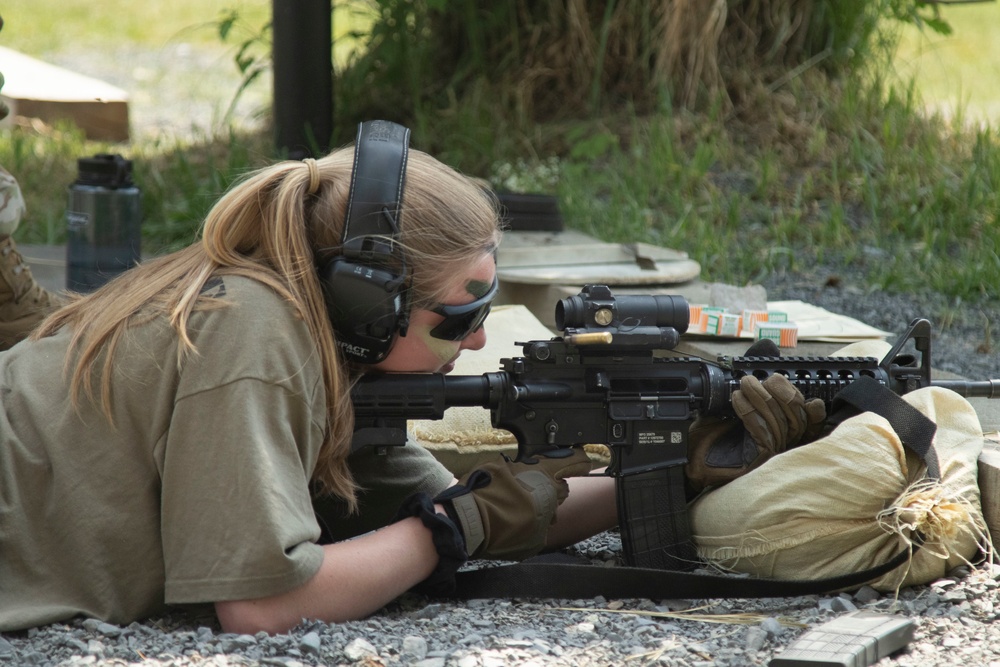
{"left": 0, "top": 1, "right": 379, "bottom": 252}
{"left": 1, "top": 2, "right": 1000, "bottom": 307}
{"left": 477, "top": 74, "right": 1000, "bottom": 302}
{"left": 0, "top": 0, "right": 271, "bottom": 53}
{"left": 468, "top": 5, "right": 1000, "bottom": 304}
{"left": 0, "top": 0, "right": 278, "bottom": 251}
{"left": 1, "top": 122, "right": 273, "bottom": 253}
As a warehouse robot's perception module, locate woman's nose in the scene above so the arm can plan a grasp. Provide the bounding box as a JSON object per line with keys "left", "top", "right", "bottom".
{"left": 461, "top": 325, "right": 488, "bottom": 351}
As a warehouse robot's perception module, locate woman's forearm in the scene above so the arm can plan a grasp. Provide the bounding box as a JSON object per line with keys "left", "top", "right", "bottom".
{"left": 545, "top": 472, "right": 617, "bottom": 550}
{"left": 215, "top": 516, "right": 438, "bottom": 635}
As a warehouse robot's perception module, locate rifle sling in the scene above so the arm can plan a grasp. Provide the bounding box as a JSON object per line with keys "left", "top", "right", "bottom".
{"left": 829, "top": 375, "right": 940, "bottom": 480}
{"left": 451, "top": 541, "right": 919, "bottom": 600}
{"left": 448, "top": 375, "right": 935, "bottom": 601}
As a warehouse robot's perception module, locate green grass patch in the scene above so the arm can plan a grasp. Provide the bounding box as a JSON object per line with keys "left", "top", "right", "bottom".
{"left": 1, "top": 123, "right": 273, "bottom": 253}
{"left": 481, "top": 71, "right": 1000, "bottom": 303}
{"left": 0, "top": 0, "right": 271, "bottom": 54}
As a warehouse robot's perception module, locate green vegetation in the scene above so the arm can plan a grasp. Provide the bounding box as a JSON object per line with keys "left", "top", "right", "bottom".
{"left": 0, "top": 0, "right": 270, "bottom": 53}
{"left": 0, "top": 112, "right": 277, "bottom": 255}
{"left": 0, "top": 0, "right": 999, "bottom": 306}
{"left": 544, "top": 77, "right": 1000, "bottom": 299}
{"left": 0, "top": 0, "right": 276, "bottom": 253}
{"left": 1, "top": 124, "right": 271, "bottom": 253}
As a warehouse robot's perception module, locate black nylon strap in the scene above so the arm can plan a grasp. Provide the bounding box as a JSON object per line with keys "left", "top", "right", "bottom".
{"left": 451, "top": 540, "right": 919, "bottom": 600}
{"left": 830, "top": 376, "right": 940, "bottom": 480}
{"left": 395, "top": 493, "right": 468, "bottom": 597}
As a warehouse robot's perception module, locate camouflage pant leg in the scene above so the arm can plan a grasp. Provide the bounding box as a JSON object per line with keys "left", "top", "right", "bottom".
{"left": 0, "top": 242, "right": 62, "bottom": 350}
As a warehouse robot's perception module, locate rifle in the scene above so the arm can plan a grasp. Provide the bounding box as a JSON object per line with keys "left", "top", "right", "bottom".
{"left": 351, "top": 284, "right": 1000, "bottom": 571}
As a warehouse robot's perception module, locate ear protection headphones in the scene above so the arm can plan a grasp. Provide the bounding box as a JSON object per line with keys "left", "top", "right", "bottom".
{"left": 320, "top": 120, "right": 412, "bottom": 364}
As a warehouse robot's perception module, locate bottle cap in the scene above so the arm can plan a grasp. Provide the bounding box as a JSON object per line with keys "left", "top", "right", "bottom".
{"left": 75, "top": 154, "right": 134, "bottom": 189}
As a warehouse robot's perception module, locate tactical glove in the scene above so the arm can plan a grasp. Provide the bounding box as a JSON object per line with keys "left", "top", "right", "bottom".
{"left": 686, "top": 373, "right": 826, "bottom": 493}
{"left": 437, "top": 448, "right": 594, "bottom": 561}
{"left": 395, "top": 448, "right": 593, "bottom": 595}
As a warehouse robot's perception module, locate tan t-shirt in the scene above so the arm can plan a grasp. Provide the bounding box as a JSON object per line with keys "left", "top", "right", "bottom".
{"left": 0, "top": 276, "right": 327, "bottom": 631}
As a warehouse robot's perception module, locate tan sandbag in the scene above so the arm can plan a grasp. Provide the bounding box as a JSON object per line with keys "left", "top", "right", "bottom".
{"left": 814, "top": 339, "right": 999, "bottom": 555}
{"left": 690, "top": 385, "right": 989, "bottom": 591}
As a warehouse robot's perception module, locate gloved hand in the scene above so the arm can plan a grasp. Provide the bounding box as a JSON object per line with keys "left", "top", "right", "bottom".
{"left": 394, "top": 447, "right": 593, "bottom": 596}
{"left": 437, "top": 447, "right": 594, "bottom": 561}
{"left": 686, "top": 373, "right": 826, "bottom": 493}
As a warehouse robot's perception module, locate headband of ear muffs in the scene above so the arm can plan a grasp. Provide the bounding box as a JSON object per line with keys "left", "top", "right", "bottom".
{"left": 320, "top": 120, "right": 411, "bottom": 364}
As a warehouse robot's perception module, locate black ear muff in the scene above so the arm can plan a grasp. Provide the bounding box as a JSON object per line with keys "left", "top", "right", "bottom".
{"left": 321, "top": 120, "right": 411, "bottom": 364}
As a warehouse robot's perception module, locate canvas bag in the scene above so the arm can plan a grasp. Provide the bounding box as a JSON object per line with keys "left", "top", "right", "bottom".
{"left": 689, "top": 368, "right": 990, "bottom": 591}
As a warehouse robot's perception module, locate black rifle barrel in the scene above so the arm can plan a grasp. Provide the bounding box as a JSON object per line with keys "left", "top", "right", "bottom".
{"left": 352, "top": 374, "right": 1000, "bottom": 417}
{"left": 932, "top": 379, "right": 1000, "bottom": 399}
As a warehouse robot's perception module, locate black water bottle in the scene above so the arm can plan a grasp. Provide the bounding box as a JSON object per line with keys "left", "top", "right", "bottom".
{"left": 65, "top": 154, "right": 142, "bottom": 292}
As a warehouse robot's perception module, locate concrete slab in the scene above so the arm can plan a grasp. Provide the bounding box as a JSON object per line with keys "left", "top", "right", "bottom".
{"left": 18, "top": 243, "right": 66, "bottom": 295}
{"left": 0, "top": 46, "right": 130, "bottom": 141}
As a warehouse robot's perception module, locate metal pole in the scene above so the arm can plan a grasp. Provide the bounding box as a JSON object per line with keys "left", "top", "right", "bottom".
{"left": 272, "top": 0, "right": 333, "bottom": 159}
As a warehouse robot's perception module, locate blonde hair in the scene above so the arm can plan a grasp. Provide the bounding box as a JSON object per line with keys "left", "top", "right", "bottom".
{"left": 33, "top": 144, "right": 502, "bottom": 509}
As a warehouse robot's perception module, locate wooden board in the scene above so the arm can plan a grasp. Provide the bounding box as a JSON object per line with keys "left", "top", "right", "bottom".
{"left": 980, "top": 437, "right": 1000, "bottom": 556}
{"left": 0, "top": 46, "right": 130, "bottom": 141}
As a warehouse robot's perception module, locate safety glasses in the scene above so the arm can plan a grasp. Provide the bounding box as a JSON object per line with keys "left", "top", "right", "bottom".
{"left": 429, "top": 275, "right": 499, "bottom": 341}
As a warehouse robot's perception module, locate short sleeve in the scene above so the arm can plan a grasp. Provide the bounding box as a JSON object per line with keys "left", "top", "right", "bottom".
{"left": 160, "top": 377, "right": 326, "bottom": 603}
{"left": 155, "top": 278, "right": 330, "bottom": 604}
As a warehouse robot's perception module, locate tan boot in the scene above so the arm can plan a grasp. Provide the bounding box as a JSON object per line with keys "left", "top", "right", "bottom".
{"left": 0, "top": 235, "right": 62, "bottom": 350}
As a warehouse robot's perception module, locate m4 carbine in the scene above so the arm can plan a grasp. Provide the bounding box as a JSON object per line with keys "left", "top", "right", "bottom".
{"left": 351, "top": 284, "right": 1000, "bottom": 570}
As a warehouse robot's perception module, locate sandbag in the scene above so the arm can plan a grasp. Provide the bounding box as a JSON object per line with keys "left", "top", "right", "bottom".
{"left": 690, "top": 383, "right": 989, "bottom": 591}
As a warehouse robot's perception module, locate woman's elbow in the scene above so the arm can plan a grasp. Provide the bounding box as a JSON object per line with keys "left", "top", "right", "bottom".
{"left": 214, "top": 599, "right": 301, "bottom": 636}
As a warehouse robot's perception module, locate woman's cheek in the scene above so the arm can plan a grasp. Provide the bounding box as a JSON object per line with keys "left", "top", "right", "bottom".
{"left": 418, "top": 328, "right": 460, "bottom": 365}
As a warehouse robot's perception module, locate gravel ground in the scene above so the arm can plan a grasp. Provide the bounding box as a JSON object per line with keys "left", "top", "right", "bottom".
{"left": 6, "top": 42, "right": 1000, "bottom": 667}
{"left": 3, "top": 541, "right": 999, "bottom": 667}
